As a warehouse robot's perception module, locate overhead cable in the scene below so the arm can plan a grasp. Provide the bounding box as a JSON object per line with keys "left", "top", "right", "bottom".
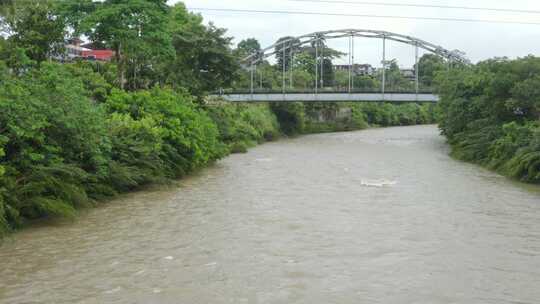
{"left": 289, "top": 0, "right": 540, "bottom": 15}
{"left": 188, "top": 7, "right": 540, "bottom": 26}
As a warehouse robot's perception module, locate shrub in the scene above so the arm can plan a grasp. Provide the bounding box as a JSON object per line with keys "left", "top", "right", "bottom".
{"left": 504, "top": 128, "right": 540, "bottom": 182}
{"left": 0, "top": 135, "right": 7, "bottom": 235}
{"left": 436, "top": 56, "right": 540, "bottom": 183}
{"left": 271, "top": 102, "right": 305, "bottom": 135}
{"left": 105, "top": 113, "right": 165, "bottom": 192}
{"left": 206, "top": 103, "right": 280, "bottom": 153}
{"left": 0, "top": 63, "right": 111, "bottom": 228}
{"left": 105, "top": 88, "right": 226, "bottom": 177}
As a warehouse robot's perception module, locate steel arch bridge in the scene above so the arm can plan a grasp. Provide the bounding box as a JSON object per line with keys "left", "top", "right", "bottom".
{"left": 244, "top": 29, "right": 468, "bottom": 65}
{"left": 219, "top": 29, "right": 469, "bottom": 103}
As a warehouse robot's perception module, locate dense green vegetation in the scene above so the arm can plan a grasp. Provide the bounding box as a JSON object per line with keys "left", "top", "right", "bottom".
{"left": 4, "top": 0, "right": 525, "bottom": 238}
{"left": 0, "top": 62, "right": 227, "bottom": 232}
{"left": 205, "top": 103, "right": 281, "bottom": 153}
{"left": 437, "top": 56, "right": 540, "bottom": 183}
{"left": 267, "top": 102, "right": 437, "bottom": 135}
{"left": 0, "top": 0, "right": 243, "bottom": 234}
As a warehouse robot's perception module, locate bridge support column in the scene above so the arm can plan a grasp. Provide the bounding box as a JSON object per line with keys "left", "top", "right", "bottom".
{"left": 351, "top": 35, "right": 355, "bottom": 91}
{"left": 259, "top": 65, "right": 263, "bottom": 89}
{"left": 282, "top": 44, "right": 286, "bottom": 94}
{"left": 315, "top": 37, "right": 319, "bottom": 94}
{"left": 348, "top": 35, "right": 355, "bottom": 93}
{"left": 382, "top": 36, "right": 386, "bottom": 100}
{"left": 348, "top": 35, "right": 352, "bottom": 93}
{"left": 320, "top": 40, "right": 324, "bottom": 89}
{"left": 290, "top": 47, "right": 294, "bottom": 89}
{"left": 415, "top": 42, "right": 419, "bottom": 100}
{"left": 250, "top": 62, "right": 254, "bottom": 95}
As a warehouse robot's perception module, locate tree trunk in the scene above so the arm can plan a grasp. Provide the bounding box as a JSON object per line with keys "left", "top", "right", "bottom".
{"left": 115, "top": 42, "right": 125, "bottom": 90}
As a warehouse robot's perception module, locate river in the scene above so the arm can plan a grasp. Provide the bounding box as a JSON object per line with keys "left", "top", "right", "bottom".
{"left": 1, "top": 125, "right": 539, "bottom": 304}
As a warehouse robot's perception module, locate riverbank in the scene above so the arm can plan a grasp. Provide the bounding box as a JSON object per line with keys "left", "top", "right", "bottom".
{"left": 204, "top": 101, "right": 438, "bottom": 151}
{"left": 0, "top": 66, "right": 437, "bottom": 237}
{"left": 436, "top": 57, "right": 540, "bottom": 184}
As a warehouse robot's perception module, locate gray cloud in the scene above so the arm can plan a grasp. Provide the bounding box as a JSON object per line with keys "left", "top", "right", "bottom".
{"left": 175, "top": 0, "right": 540, "bottom": 67}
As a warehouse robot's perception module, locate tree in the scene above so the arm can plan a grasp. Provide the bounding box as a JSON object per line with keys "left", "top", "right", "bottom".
{"left": 303, "top": 38, "right": 344, "bottom": 60}
{"left": 354, "top": 75, "right": 379, "bottom": 90}
{"left": 436, "top": 56, "right": 540, "bottom": 182}
{"left": 257, "top": 62, "right": 281, "bottom": 90}
{"left": 288, "top": 39, "right": 342, "bottom": 88}
{"left": 321, "top": 58, "right": 334, "bottom": 88}
{"left": 274, "top": 36, "right": 302, "bottom": 72}
{"left": 235, "top": 38, "right": 261, "bottom": 59}
{"left": 334, "top": 70, "right": 349, "bottom": 89}
{"left": 335, "top": 69, "right": 379, "bottom": 91}
{"left": 293, "top": 51, "right": 316, "bottom": 73}
{"left": 66, "top": 0, "right": 174, "bottom": 90}
{"left": 416, "top": 54, "right": 445, "bottom": 87}
{"left": 379, "top": 59, "right": 413, "bottom": 91}
{"left": 292, "top": 69, "right": 314, "bottom": 90}
{"left": 508, "top": 75, "right": 540, "bottom": 120}
{"left": 165, "top": 3, "right": 239, "bottom": 97}
{"left": 0, "top": 0, "right": 14, "bottom": 35}
{"left": 1, "top": 0, "right": 65, "bottom": 64}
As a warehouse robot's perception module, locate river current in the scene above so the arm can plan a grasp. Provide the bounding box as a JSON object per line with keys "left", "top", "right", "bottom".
{"left": 1, "top": 125, "right": 539, "bottom": 303}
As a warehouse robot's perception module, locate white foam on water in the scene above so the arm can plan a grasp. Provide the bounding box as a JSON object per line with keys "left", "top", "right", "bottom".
{"left": 286, "top": 259, "right": 297, "bottom": 264}
{"left": 360, "top": 179, "right": 397, "bottom": 187}
{"left": 254, "top": 158, "right": 272, "bottom": 162}
{"left": 163, "top": 256, "right": 174, "bottom": 260}
{"left": 104, "top": 287, "right": 122, "bottom": 294}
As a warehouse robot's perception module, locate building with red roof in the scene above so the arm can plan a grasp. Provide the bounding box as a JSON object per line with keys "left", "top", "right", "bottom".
{"left": 61, "top": 38, "right": 115, "bottom": 62}
{"left": 81, "top": 49, "right": 115, "bottom": 61}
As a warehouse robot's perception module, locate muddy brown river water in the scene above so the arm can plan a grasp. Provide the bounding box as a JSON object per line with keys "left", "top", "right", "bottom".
{"left": 1, "top": 125, "right": 539, "bottom": 304}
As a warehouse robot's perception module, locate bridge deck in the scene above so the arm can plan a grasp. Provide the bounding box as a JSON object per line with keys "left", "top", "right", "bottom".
{"left": 217, "top": 93, "right": 439, "bottom": 103}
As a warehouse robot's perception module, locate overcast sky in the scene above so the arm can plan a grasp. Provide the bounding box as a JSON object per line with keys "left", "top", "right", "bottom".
{"left": 173, "top": 0, "right": 540, "bottom": 68}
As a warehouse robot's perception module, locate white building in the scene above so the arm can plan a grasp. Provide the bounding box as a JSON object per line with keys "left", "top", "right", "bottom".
{"left": 334, "top": 64, "right": 376, "bottom": 76}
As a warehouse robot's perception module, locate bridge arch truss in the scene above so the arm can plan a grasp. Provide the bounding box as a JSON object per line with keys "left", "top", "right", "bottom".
{"left": 242, "top": 29, "right": 469, "bottom": 96}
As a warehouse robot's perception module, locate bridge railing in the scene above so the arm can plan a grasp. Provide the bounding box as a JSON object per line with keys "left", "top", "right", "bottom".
{"left": 214, "top": 92, "right": 440, "bottom": 103}
{"left": 217, "top": 87, "right": 436, "bottom": 95}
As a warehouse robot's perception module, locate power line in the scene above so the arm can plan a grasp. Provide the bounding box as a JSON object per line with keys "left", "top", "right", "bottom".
{"left": 288, "top": 0, "right": 540, "bottom": 15}
{"left": 188, "top": 7, "right": 540, "bottom": 26}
